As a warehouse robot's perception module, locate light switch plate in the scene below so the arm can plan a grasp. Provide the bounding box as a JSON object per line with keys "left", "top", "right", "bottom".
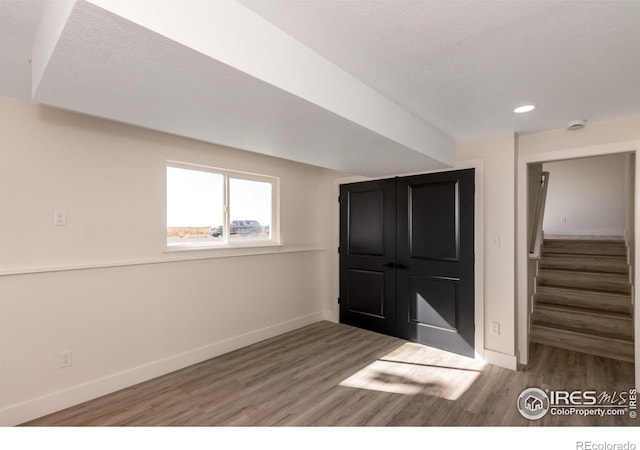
{"left": 54, "top": 210, "right": 66, "bottom": 226}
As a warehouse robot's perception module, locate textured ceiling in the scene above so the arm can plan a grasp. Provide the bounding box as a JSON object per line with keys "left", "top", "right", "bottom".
{"left": 241, "top": 0, "right": 640, "bottom": 139}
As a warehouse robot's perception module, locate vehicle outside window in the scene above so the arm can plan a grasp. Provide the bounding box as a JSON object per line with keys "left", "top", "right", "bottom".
{"left": 209, "top": 225, "right": 223, "bottom": 237}
{"left": 209, "top": 221, "right": 263, "bottom": 237}
{"left": 231, "top": 220, "right": 262, "bottom": 236}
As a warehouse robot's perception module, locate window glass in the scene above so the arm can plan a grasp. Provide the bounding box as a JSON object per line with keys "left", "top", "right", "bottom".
{"left": 167, "top": 166, "right": 224, "bottom": 247}
{"left": 229, "top": 178, "right": 272, "bottom": 241}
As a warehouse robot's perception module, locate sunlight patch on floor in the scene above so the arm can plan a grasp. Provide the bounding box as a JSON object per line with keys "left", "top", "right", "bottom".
{"left": 339, "top": 342, "right": 486, "bottom": 400}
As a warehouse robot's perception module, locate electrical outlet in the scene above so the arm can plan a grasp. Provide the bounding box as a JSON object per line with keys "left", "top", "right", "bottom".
{"left": 560, "top": 216, "right": 567, "bottom": 224}
{"left": 54, "top": 210, "right": 66, "bottom": 226}
{"left": 490, "top": 322, "right": 500, "bottom": 336}
{"left": 60, "top": 350, "right": 73, "bottom": 369}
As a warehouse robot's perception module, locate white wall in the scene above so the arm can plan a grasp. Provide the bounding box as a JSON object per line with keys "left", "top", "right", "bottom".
{"left": 0, "top": 97, "right": 339, "bottom": 425}
{"left": 519, "top": 117, "right": 640, "bottom": 156}
{"left": 456, "top": 134, "right": 516, "bottom": 360}
{"left": 542, "top": 154, "right": 627, "bottom": 236}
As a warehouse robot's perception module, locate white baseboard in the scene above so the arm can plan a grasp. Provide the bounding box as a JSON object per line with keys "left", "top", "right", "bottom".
{"left": 483, "top": 349, "right": 518, "bottom": 370}
{"left": 543, "top": 228, "right": 625, "bottom": 237}
{"left": 0, "top": 312, "right": 324, "bottom": 427}
{"left": 324, "top": 309, "right": 338, "bottom": 323}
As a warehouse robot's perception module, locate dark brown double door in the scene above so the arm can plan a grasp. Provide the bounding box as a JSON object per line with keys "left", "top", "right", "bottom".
{"left": 339, "top": 169, "right": 475, "bottom": 357}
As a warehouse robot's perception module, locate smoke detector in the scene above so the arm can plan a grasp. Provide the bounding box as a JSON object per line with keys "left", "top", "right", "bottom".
{"left": 567, "top": 120, "right": 586, "bottom": 131}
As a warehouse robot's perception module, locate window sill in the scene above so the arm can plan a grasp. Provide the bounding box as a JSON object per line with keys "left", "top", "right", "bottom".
{"left": 164, "top": 241, "right": 282, "bottom": 253}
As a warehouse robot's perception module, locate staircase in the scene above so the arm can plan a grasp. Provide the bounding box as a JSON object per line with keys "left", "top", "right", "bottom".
{"left": 530, "top": 238, "right": 634, "bottom": 362}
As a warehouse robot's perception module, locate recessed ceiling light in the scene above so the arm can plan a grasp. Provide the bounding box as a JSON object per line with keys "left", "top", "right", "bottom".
{"left": 514, "top": 105, "right": 536, "bottom": 114}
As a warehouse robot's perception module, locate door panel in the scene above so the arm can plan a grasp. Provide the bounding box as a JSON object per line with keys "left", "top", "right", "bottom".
{"left": 397, "top": 169, "right": 475, "bottom": 357}
{"left": 348, "top": 190, "right": 385, "bottom": 256}
{"left": 346, "top": 269, "right": 385, "bottom": 318}
{"left": 409, "top": 275, "right": 458, "bottom": 332}
{"left": 409, "top": 181, "right": 459, "bottom": 261}
{"left": 340, "top": 179, "right": 397, "bottom": 335}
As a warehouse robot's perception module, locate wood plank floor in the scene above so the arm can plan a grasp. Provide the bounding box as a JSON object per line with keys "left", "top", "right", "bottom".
{"left": 23, "top": 321, "right": 637, "bottom": 426}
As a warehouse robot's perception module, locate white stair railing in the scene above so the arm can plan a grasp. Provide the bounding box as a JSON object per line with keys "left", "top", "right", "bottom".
{"left": 529, "top": 171, "right": 550, "bottom": 259}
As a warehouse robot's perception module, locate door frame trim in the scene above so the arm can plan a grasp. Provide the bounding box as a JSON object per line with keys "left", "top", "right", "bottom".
{"left": 331, "top": 159, "right": 485, "bottom": 361}
{"left": 517, "top": 140, "right": 640, "bottom": 388}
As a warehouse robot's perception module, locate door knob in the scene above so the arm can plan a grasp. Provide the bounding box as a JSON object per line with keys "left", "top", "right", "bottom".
{"left": 383, "top": 262, "right": 395, "bottom": 268}
{"left": 396, "top": 263, "right": 408, "bottom": 269}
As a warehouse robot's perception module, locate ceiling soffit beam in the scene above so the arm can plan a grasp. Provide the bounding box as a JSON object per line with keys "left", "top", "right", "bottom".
{"left": 87, "top": 0, "right": 454, "bottom": 166}
{"left": 30, "top": 0, "right": 454, "bottom": 175}
{"left": 31, "top": 0, "right": 76, "bottom": 96}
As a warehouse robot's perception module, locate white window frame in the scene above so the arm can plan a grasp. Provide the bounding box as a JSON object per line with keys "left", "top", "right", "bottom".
{"left": 166, "top": 161, "right": 280, "bottom": 251}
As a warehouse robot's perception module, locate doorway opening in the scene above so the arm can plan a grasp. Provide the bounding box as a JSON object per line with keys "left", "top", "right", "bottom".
{"left": 518, "top": 143, "right": 638, "bottom": 388}
{"left": 528, "top": 153, "right": 634, "bottom": 362}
